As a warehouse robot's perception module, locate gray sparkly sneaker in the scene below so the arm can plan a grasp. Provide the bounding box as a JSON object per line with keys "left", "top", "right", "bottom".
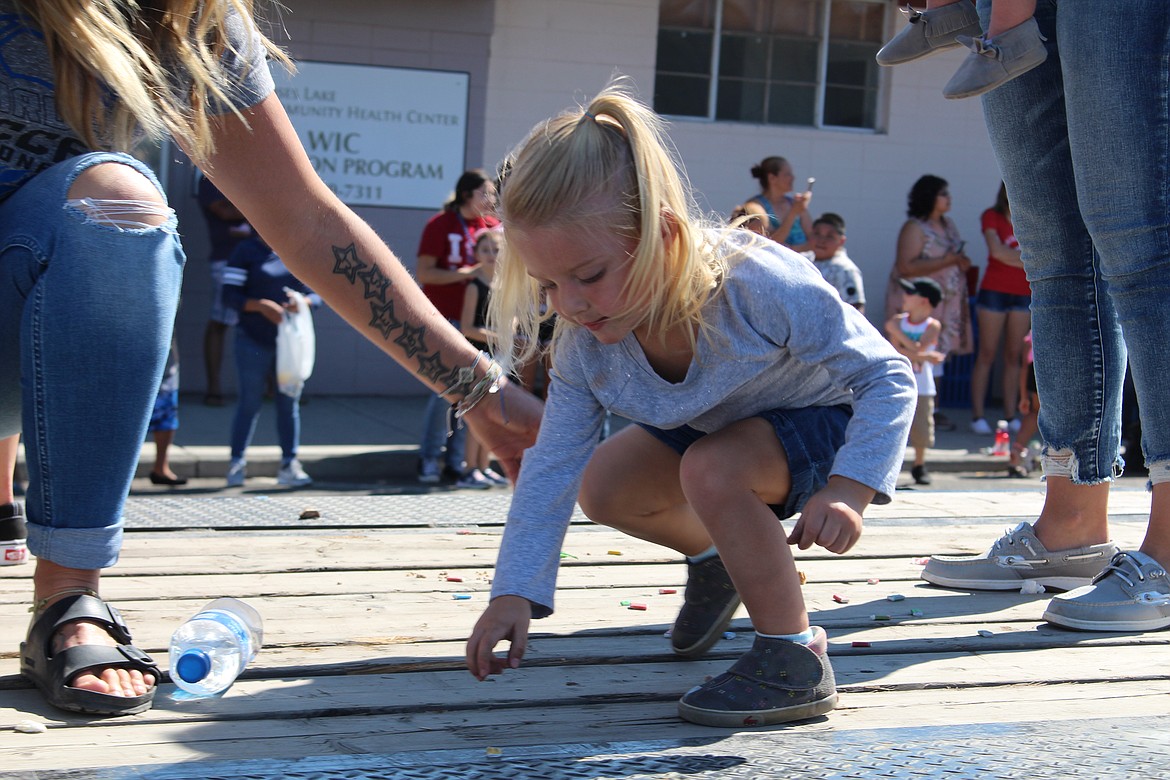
{"left": 677, "top": 628, "right": 837, "bottom": 728}
{"left": 943, "top": 16, "right": 1047, "bottom": 99}
{"left": 1043, "top": 551, "right": 1170, "bottom": 632}
{"left": 921, "top": 521, "right": 1118, "bottom": 591}
{"left": 876, "top": 1, "right": 982, "bottom": 66}
{"left": 671, "top": 555, "right": 741, "bottom": 659}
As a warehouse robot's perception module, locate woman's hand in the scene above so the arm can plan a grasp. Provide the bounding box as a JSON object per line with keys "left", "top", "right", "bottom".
{"left": 466, "top": 595, "right": 531, "bottom": 680}
{"left": 792, "top": 190, "right": 812, "bottom": 215}
{"left": 462, "top": 377, "right": 543, "bottom": 482}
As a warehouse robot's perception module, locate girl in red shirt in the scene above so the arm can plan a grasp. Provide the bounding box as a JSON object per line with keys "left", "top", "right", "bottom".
{"left": 970, "top": 182, "right": 1031, "bottom": 435}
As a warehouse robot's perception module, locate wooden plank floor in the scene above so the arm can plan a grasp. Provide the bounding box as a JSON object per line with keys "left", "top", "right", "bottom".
{"left": 0, "top": 490, "right": 1164, "bottom": 774}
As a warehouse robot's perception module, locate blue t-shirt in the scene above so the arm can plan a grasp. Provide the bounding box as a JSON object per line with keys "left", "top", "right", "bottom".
{"left": 222, "top": 237, "right": 320, "bottom": 348}
{"left": 749, "top": 194, "right": 807, "bottom": 246}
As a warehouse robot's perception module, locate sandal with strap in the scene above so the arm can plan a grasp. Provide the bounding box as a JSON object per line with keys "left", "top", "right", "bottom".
{"left": 20, "top": 594, "right": 161, "bottom": 716}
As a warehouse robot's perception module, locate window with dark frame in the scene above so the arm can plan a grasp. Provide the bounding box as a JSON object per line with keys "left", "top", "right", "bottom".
{"left": 654, "top": 0, "right": 885, "bottom": 130}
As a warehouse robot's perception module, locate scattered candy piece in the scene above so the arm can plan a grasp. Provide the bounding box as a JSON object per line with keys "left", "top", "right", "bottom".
{"left": 607, "top": 550, "right": 623, "bottom": 556}
{"left": 851, "top": 641, "right": 871, "bottom": 648}
{"left": 299, "top": 508, "right": 320, "bottom": 520}
{"left": 832, "top": 594, "right": 849, "bottom": 604}
{"left": 870, "top": 614, "right": 891, "bottom": 621}
{"left": 722, "top": 631, "right": 736, "bottom": 640}
{"left": 798, "top": 570, "right": 808, "bottom": 585}
{"left": 867, "top": 578, "right": 881, "bottom": 585}
{"left": 659, "top": 588, "right": 677, "bottom": 595}
{"left": 911, "top": 557, "right": 930, "bottom": 566}
{"left": 560, "top": 551, "right": 578, "bottom": 559}
{"left": 446, "top": 576, "right": 463, "bottom": 582}
{"left": 457, "top": 530, "right": 474, "bottom": 535}
{"left": 628, "top": 603, "right": 648, "bottom": 611}
{"left": 886, "top": 594, "right": 906, "bottom": 602}
{"left": 452, "top": 594, "right": 471, "bottom": 600}
{"left": 977, "top": 629, "right": 995, "bottom": 637}
{"left": 485, "top": 747, "right": 503, "bottom": 756}
{"left": 620, "top": 600, "right": 631, "bottom": 606}
{"left": 13, "top": 720, "right": 46, "bottom": 734}
{"left": 910, "top": 608, "right": 924, "bottom": 617}
{"left": 1019, "top": 580, "right": 1047, "bottom": 594}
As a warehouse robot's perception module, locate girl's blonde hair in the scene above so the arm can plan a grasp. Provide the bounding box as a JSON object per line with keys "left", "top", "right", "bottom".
{"left": 25, "top": 0, "right": 290, "bottom": 165}
{"left": 490, "top": 79, "right": 724, "bottom": 375}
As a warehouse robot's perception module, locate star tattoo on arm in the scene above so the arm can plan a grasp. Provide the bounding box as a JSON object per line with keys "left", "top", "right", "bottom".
{"left": 330, "top": 241, "right": 457, "bottom": 390}
{"left": 332, "top": 243, "right": 367, "bottom": 283}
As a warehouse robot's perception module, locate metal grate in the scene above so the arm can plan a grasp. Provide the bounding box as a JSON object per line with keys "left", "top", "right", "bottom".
{"left": 11, "top": 715, "right": 1168, "bottom": 779}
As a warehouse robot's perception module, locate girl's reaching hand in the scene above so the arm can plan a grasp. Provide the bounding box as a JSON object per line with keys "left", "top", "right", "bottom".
{"left": 787, "top": 476, "right": 873, "bottom": 554}
{"left": 466, "top": 595, "right": 531, "bottom": 680}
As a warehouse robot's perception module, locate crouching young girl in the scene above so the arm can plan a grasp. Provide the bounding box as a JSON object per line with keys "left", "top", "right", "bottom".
{"left": 465, "top": 80, "right": 916, "bottom": 728}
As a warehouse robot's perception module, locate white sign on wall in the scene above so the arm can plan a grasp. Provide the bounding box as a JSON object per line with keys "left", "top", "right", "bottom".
{"left": 273, "top": 61, "right": 469, "bottom": 209}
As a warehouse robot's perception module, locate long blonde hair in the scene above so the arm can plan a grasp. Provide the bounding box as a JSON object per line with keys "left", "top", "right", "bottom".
{"left": 489, "top": 79, "right": 724, "bottom": 375}
{"left": 24, "top": 0, "right": 290, "bottom": 164}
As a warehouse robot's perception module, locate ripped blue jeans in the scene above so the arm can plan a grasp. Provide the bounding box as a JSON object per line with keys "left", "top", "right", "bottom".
{"left": 979, "top": 0, "right": 1170, "bottom": 487}
{"left": 0, "top": 152, "right": 185, "bottom": 569}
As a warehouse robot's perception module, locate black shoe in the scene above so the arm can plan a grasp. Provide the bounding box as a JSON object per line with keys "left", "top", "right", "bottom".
{"left": 0, "top": 501, "right": 28, "bottom": 565}
{"left": 911, "top": 464, "right": 932, "bottom": 485}
{"left": 149, "top": 472, "right": 189, "bottom": 486}
{"left": 671, "top": 555, "right": 741, "bottom": 659}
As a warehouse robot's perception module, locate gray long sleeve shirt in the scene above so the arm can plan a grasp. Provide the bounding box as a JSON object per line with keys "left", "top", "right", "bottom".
{"left": 492, "top": 232, "right": 916, "bottom": 617}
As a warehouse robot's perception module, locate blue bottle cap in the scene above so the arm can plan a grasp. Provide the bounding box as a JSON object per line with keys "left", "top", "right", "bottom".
{"left": 175, "top": 649, "right": 212, "bottom": 683}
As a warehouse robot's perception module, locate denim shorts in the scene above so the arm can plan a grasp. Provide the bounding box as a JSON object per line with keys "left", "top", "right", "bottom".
{"left": 976, "top": 288, "right": 1031, "bottom": 313}
{"left": 637, "top": 405, "right": 852, "bottom": 520}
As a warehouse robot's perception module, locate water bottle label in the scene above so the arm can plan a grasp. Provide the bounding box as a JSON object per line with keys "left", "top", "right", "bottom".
{"left": 196, "top": 609, "right": 254, "bottom": 660}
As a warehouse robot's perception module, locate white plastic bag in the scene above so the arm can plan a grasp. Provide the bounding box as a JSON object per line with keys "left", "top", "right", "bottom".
{"left": 275, "top": 288, "right": 315, "bottom": 397}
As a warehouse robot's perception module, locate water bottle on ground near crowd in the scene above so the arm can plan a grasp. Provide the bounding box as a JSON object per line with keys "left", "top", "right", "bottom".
{"left": 169, "top": 598, "right": 263, "bottom": 696}
{"left": 992, "top": 420, "right": 1011, "bottom": 456}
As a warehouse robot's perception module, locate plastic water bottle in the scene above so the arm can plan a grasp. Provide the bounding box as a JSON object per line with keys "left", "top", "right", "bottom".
{"left": 992, "top": 420, "right": 1011, "bottom": 456}
{"left": 169, "top": 598, "right": 263, "bottom": 696}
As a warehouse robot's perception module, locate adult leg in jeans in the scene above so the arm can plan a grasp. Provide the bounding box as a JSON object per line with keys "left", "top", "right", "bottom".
{"left": 978, "top": 0, "right": 1116, "bottom": 556}
{"left": 980, "top": 1, "right": 1170, "bottom": 584}
{"left": 0, "top": 153, "right": 183, "bottom": 699}
{"left": 275, "top": 387, "right": 301, "bottom": 465}
{"left": 1057, "top": 2, "right": 1170, "bottom": 567}
{"left": 418, "top": 318, "right": 467, "bottom": 473}
{"left": 230, "top": 330, "right": 273, "bottom": 462}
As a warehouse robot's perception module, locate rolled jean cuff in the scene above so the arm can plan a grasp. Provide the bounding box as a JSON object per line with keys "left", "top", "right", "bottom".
{"left": 27, "top": 522, "right": 123, "bottom": 570}
{"left": 1041, "top": 447, "right": 1122, "bottom": 485}
{"left": 1148, "top": 461, "right": 1170, "bottom": 489}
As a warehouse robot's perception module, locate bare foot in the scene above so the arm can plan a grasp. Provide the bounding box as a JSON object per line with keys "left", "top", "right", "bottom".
{"left": 52, "top": 619, "right": 155, "bottom": 698}
{"left": 34, "top": 560, "right": 155, "bottom": 700}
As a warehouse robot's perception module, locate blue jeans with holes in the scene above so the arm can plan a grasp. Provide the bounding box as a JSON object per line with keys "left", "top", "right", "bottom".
{"left": 978, "top": 0, "right": 1170, "bottom": 487}
{"left": 230, "top": 330, "right": 300, "bottom": 464}
{"left": 0, "top": 153, "right": 185, "bottom": 569}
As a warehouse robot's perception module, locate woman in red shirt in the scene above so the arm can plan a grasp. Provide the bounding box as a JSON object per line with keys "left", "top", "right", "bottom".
{"left": 970, "top": 183, "right": 1031, "bottom": 435}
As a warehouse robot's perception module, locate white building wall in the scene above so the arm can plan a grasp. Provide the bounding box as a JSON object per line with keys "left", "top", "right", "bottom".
{"left": 170, "top": 0, "right": 1005, "bottom": 397}
{"left": 485, "top": 0, "right": 1004, "bottom": 331}
{"left": 169, "top": 0, "right": 498, "bottom": 397}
